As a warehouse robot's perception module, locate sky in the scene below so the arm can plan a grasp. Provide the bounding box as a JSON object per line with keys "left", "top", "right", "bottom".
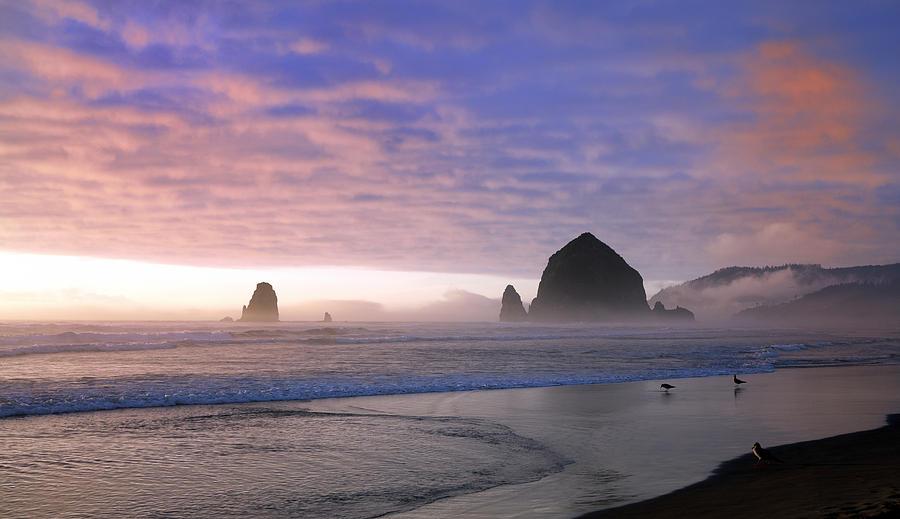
{"left": 1, "top": 0, "right": 898, "bottom": 320}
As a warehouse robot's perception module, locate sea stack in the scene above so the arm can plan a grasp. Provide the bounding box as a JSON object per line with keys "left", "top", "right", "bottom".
{"left": 528, "top": 232, "right": 650, "bottom": 322}
{"left": 323, "top": 312, "right": 333, "bottom": 322}
{"left": 239, "top": 282, "right": 279, "bottom": 322}
{"left": 499, "top": 285, "right": 528, "bottom": 322}
{"left": 652, "top": 301, "right": 695, "bottom": 321}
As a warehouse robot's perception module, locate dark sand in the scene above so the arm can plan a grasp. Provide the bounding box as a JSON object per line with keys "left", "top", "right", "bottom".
{"left": 581, "top": 414, "right": 900, "bottom": 519}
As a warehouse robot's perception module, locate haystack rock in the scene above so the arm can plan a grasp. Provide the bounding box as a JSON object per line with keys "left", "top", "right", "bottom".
{"left": 239, "top": 282, "right": 279, "bottom": 322}
{"left": 323, "top": 312, "right": 333, "bottom": 322}
{"left": 652, "top": 301, "right": 695, "bottom": 321}
{"left": 499, "top": 285, "right": 528, "bottom": 322}
{"left": 528, "top": 232, "right": 650, "bottom": 322}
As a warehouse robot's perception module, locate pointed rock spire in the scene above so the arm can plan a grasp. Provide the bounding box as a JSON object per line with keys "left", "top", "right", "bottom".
{"left": 499, "top": 285, "right": 528, "bottom": 322}
{"left": 238, "top": 282, "right": 279, "bottom": 322}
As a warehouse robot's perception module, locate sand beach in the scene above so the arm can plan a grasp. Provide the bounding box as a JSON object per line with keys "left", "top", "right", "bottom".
{"left": 2, "top": 324, "right": 899, "bottom": 519}
{"left": 316, "top": 364, "right": 900, "bottom": 518}
{"left": 581, "top": 414, "right": 900, "bottom": 518}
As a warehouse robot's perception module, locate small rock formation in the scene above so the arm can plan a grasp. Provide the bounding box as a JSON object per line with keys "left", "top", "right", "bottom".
{"left": 323, "top": 312, "right": 333, "bottom": 322}
{"left": 528, "top": 232, "right": 650, "bottom": 322}
{"left": 499, "top": 285, "right": 528, "bottom": 322}
{"left": 652, "top": 301, "right": 695, "bottom": 321}
{"left": 238, "top": 282, "right": 279, "bottom": 322}
{"left": 219, "top": 316, "right": 234, "bottom": 322}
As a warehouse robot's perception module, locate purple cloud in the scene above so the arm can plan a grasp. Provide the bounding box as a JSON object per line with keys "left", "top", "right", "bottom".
{"left": 0, "top": 0, "right": 897, "bottom": 287}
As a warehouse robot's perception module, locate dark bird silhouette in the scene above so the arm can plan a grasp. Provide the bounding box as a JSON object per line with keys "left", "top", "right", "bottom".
{"left": 660, "top": 383, "right": 675, "bottom": 392}
{"left": 733, "top": 375, "right": 747, "bottom": 385}
{"left": 752, "top": 442, "right": 783, "bottom": 464}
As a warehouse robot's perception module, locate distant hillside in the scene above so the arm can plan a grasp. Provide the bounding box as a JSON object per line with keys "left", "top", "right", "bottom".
{"left": 649, "top": 263, "right": 900, "bottom": 321}
{"left": 734, "top": 281, "right": 900, "bottom": 328}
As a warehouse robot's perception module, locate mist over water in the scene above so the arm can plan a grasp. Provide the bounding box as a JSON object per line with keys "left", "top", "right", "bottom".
{"left": 1, "top": 321, "right": 898, "bottom": 418}
{"left": 1, "top": 321, "right": 899, "bottom": 518}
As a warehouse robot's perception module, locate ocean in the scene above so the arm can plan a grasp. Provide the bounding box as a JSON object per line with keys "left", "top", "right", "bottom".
{"left": 2, "top": 321, "right": 899, "bottom": 518}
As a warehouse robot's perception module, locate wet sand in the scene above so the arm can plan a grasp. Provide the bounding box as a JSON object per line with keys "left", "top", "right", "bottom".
{"left": 581, "top": 414, "right": 900, "bottom": 518}
{"left": 3, "top": 364, "right": 898, "bottom": 518}
{"left": 314, "top": 364, "right": 900, "bottom": 518}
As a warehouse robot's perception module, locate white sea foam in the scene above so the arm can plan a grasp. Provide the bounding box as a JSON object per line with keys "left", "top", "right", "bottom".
{"left": 1, "top": 322, "right": 897, "bottom": 418}
{"left": 0, "top": 369, "right": 745, "bottom": 418}
{"left": 0, "top": 341, "right": 180, "bottom": 357}
{"left": 0, "top": 330, "right": 231, "bottom": 346}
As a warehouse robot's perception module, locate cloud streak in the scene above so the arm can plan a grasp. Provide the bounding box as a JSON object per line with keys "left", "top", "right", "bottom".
{"left": 0, "top": 0, "right": 897, "bottom": 292}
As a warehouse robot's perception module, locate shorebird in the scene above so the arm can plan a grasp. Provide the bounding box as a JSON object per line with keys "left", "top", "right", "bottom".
{"left": 733, "top": 375, "right": 747, "bottom": 385}
{"left": 752, "top": 442, "right": 783, "bottom": 464}
{"left": 660, "top": 383, "right": 675, "bottom": 392}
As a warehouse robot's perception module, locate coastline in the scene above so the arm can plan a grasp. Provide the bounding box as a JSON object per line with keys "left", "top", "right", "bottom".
{"left": 579, "top": 413, "right": 900, "bottom": 519}
{"left": 317, "top": 364, "right": 900, "bottom": 519}
{"left": 3, "top": 327, "right": 900, "bottom": 519}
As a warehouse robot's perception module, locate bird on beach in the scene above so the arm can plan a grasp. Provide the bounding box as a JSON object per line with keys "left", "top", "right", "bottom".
{"left": 752, "top": 442, "right": 783, "bottom": 464}
{"left": 660, "top": 383, "right": 675, "bottom": 392}
{"left": 733, "top": 375, "right": 747, "bottom": 385}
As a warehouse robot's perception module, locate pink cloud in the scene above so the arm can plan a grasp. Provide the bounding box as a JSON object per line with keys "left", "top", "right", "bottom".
{"left": 0, "top": 40, "right": 136, "bottom": 94}
{"left": 671, "top": 40, "right": 900, "bottom": 271}
{"left": 707, "top": 222, "right": 843, "bottom": 267}
{"left": 290, "top": 37, "right": 329, "bottom": 55}
{"left": 0, "top": 5, "right": 897, "bottom": 288}
{"left": 28, "top": 0, "right": 110, "bottom": 30}
{"left": 717, "top": 41, "right": 880, "bottom": 185}
{"left": 121, "top": 20, "right": 150, "bottom": 48}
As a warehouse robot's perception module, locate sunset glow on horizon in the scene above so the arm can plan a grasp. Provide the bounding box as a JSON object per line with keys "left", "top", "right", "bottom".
{"left": 0, "top": 251, "right": 544, "bottom": 320}
{"left": 1, "top": 1, "right": 898, "bottom": 320}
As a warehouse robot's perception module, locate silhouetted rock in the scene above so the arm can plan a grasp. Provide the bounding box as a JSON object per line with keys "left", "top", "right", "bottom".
{"left": 220, "top": 316, "right": 234, "bottom": 322}
{"left": 529, "top": 233, "right": 650, "bottom": 322}
{"left": 238, "top": 282, "right": 279, "bottom": 322}
{"left": 652, "top": 301, "right": 695, "bottom": 321}
{"left": 499, "top": 285, "right": 528, "bottom": 322}
{"left": 323, "top": 312, "right": 333, "bottom": 322}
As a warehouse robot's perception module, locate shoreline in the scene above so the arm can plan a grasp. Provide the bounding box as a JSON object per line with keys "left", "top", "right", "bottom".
{"left": 321, "top": 364, "right": 900, "bottom": 519}
{"left": 579, "top": 413, "right": 900, "bottom": 518}
{"left": 4, "top": 364, "right": 900, "bottom": 518}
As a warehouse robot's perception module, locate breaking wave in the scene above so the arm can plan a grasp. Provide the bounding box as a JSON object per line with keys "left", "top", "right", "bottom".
{"left": 1, "top": 322, "right": 897, "bottom": 418}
